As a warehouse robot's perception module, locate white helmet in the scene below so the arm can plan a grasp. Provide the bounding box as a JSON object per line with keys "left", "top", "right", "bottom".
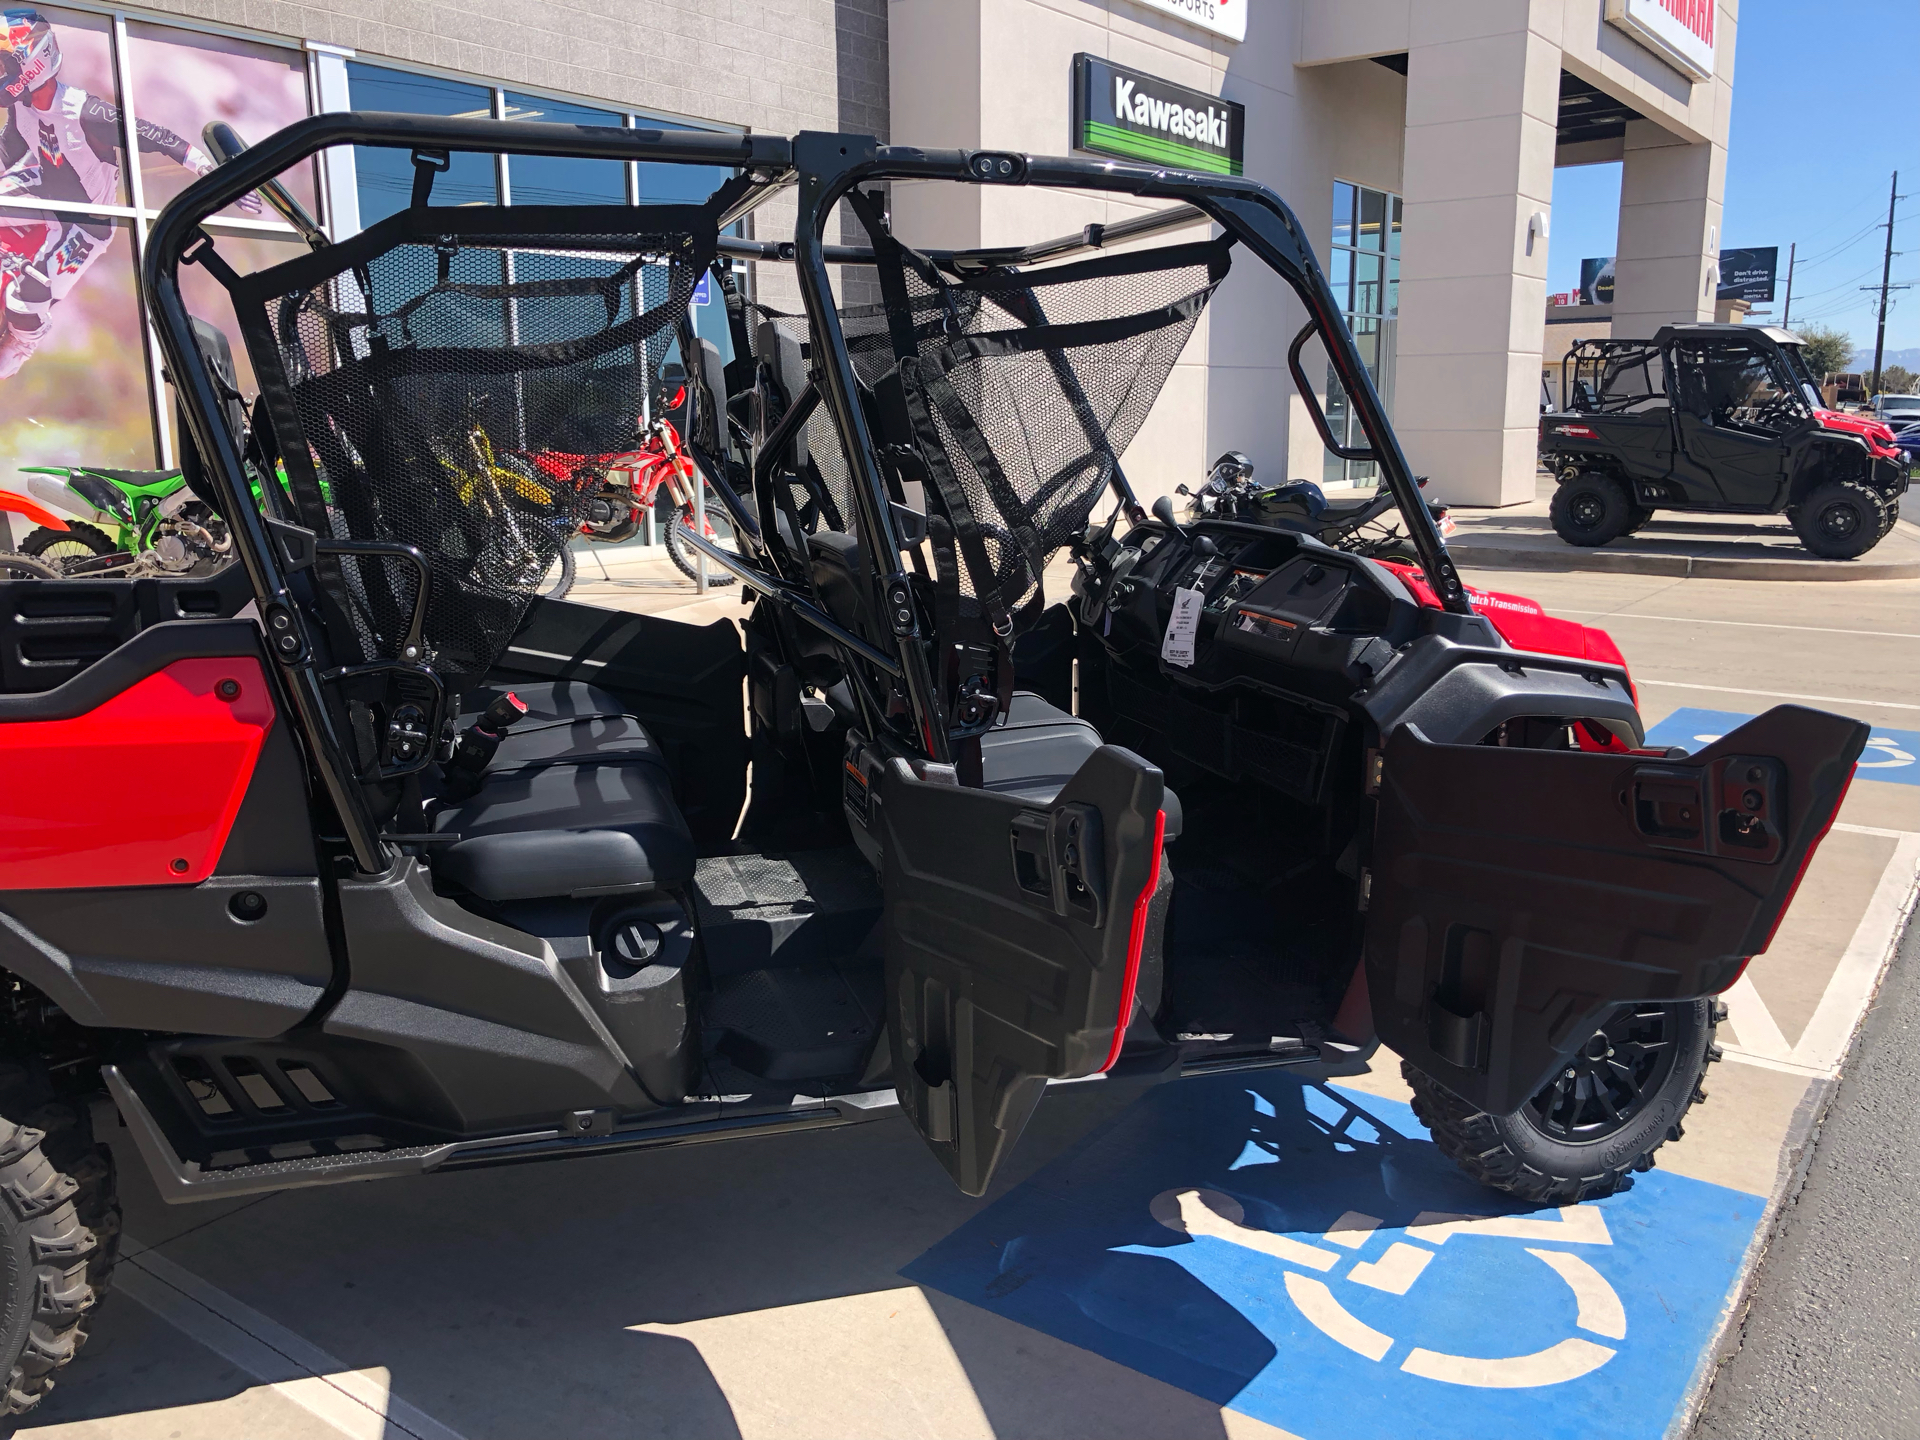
{"left": 0, "top": 11, "right": 60, "bottom": 102}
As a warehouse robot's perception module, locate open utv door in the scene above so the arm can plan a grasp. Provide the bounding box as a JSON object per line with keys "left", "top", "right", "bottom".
{"left": 1367, "top": 706, "right": 1868, "bottom": 1114}
{"left": 877, "top": 748, "right": 1166, "bottom": 1195}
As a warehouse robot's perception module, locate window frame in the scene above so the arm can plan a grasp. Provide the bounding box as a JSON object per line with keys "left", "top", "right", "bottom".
{"left": 1323, "top": 177, "right": 1402, "bottom": 487}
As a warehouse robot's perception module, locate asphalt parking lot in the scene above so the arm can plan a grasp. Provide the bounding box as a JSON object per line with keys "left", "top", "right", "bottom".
{"left": 13, "top": 550, "right": 1919, "bottom": 1440}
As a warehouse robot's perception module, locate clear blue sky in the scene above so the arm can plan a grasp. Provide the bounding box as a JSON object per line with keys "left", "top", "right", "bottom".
{"left": 1549, "top": 0, "right": 1918, "bottom": 357}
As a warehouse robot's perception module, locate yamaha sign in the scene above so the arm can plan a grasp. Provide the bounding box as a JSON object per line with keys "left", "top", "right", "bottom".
{"left": 1604, "top": 0, "right": 1716, "bottom": 81}
{"left": 1072, "top": 55, "right": 1246, "bottom": 177}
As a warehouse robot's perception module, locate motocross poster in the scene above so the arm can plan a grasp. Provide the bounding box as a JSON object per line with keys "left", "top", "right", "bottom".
{"left": 0, "top": 5, "right": 312, "bottom": 476}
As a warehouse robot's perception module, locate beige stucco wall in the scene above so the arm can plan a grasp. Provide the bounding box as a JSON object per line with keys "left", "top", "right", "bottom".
{"left": 889, "top": 0, "right": 1410, "bottom": 506}
{"left": 1295, "top": 0, "right": 1736, "bottom": 504}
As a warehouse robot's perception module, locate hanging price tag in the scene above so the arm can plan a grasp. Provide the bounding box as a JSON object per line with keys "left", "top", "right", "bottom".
{"left": 1161, "top": 586, "right": 1203, "bottom": 668}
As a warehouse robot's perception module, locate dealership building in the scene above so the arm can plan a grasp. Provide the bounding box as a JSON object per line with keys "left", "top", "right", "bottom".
{"left": 0, "top": 0, "right": 1734, "bottom": 507}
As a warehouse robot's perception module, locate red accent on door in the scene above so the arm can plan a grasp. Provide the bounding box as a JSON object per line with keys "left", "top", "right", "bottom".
{"left": 0, "top": 658, "right": 275, "bottom": 890}
{"left": 1102, "top": 807, "right": 1167, "bottom": 1073}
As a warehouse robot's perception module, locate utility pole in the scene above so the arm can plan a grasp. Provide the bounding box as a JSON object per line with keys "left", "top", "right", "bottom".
{"left": 1869, "top": 170, "right": 1901, "bottom": 395}
{"left": 1781, "top": 241, "right": 1797, "bottom": 328}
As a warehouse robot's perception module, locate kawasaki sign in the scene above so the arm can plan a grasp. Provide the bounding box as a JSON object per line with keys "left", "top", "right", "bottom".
{"left": 1072, "top": 55, "right": 1245, "bottom": 177}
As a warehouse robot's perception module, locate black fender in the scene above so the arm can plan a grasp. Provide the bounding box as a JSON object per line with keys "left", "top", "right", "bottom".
{"left": 1360, "top": 634, "right": 1644, "bottom": 749}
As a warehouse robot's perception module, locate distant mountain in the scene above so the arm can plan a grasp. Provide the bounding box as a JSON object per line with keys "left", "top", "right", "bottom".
{"left": 1849, "top": 347, "right": 1920, "bottom": 375}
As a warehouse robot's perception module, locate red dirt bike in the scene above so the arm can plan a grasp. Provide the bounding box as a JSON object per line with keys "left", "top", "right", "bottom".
{"left": 528, "top": 415, "right": 741, "bottom": 591}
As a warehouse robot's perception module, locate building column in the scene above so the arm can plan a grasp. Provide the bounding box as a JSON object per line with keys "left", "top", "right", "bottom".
{"left": 1391, "top": 8, "right": 1560, "bottom": 507}
{"left": 1609, "top": 119, "right": 1722, "bottom": 339}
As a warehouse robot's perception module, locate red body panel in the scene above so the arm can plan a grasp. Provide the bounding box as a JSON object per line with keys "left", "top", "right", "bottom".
{"left": 0, "top": 658, "right": 275, "bottom": 890}
{"left": 1814, "top": 408, "right": 1902, "bottom": 459}
{"left": 1375, "top": 560, "right": 1636, "bottom": 742}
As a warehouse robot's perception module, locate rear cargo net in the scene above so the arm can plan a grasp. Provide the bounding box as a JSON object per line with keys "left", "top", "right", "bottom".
{"left": 219, "top": 205, "right": 713, "bottom": 681}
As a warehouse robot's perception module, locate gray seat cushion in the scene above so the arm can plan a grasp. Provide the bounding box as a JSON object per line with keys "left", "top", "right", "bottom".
{"left": 981, "top": 692, "right": 1183, "bottom": 840}
{"left": 431, "top": 685, "right": 693, "bottom": 902}
{"left": 460, "top": 681, "right": 667, "bottom": 771}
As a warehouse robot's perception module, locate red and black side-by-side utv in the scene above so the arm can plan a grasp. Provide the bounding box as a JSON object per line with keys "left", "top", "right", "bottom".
{"left": 0, "top": 116, "right": 1867, "bottom": 1411}
{"left": 1542, "top": 325, "right": 1910, "bottom": 558}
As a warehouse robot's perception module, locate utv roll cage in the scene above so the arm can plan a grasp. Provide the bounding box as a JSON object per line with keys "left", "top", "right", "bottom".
{"left": 145, "top": 113, "right": 1467, "bottom": 881}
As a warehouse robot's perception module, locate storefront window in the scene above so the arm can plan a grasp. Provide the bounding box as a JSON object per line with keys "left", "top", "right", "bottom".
{"left": 0, "top": 7, "right": 319, "bottom": 482}
{"left": 0, "top": 211, "right": 150, "bottom": 469}
{"left": 1324, "top": 180, "right": 1402, "bottom": 486}
{"left": 0, "top": 22, "right": 741, "bottom": 497}
{"left": 347, "top": 64, "right": 497, "bottom": 224}
{"left": 500, "top": 92, "right": 626, "bottom": 205}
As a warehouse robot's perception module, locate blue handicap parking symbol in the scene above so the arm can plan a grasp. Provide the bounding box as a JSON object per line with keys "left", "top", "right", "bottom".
{"left": 1645, "top": 706, "right": 1920, "bottom": 786}
{"left": 905, "top": 1075, "right": 1765, "bottom": 1440}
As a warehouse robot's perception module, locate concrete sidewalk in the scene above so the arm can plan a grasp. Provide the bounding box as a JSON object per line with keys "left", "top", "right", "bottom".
{"left": 1447, "top": 475, "right": 1920, "bottom": 581}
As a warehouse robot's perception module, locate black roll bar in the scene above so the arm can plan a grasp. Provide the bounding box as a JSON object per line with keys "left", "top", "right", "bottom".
{"left": 145, "top": 113, "right": 793, "bottom": 873}
{"left": 781, "top": 132, "right": 1472, "bottom": 761}
{"left": 148, "top": 113, "right": 1471, "bottom": 855}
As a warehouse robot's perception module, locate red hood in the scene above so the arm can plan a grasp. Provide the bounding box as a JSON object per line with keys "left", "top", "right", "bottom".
{"left": 1375, "top": 560, "right": 1634, "bottom": 699}
{"left": 1815, "top": 408, "right": 1902, "bottom": 457}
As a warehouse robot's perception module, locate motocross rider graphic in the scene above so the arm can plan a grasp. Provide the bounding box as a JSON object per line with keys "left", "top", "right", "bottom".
{"left": 0, "top": 8, "right": 257, "bottom": 378}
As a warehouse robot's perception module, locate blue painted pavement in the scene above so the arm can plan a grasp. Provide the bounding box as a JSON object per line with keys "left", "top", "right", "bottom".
{"left": 1644, "top": 707, "right": 1919, "bottom": 786}
{"left": 905, "top": 1075, "right": 1766, "bottom": 1440}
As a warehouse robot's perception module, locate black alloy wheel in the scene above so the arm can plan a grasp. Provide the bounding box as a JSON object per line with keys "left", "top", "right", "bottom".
{"left": 1524, "top": 1005, "right": 1679, "bottom": 1142}
{"left": 1791, "top": 478, "right": 1887, "bottom": 559}
{"left": 1405, "top": 997, "right": 1720, "bottom": 1203}
{"left": 1549, "top": 472, "right": 1633, "bottom": 547}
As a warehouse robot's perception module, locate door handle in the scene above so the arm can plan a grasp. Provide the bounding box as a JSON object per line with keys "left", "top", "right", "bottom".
{"left": 1008, "top": 803, "right": 1106, "bottom": 924}
{"left": 1626, "top": 766, "right": 1707, "bottom": 851}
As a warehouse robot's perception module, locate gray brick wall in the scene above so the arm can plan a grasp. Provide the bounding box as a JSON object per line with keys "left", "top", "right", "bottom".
{"left": 142, "top": 0, "right": 888, "bottom": 140}
{"left": 139, "top": 0, "right": 889, "bottom": 309}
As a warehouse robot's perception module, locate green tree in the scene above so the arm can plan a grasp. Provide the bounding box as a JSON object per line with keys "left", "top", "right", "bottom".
{"left": 1793, "top": 323, "right": 1855, "bottom": 381}
{"left": 1875, "top": 364, "right": 1918, "bottom": 396}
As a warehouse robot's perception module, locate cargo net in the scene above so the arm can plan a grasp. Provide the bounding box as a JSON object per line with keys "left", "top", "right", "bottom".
{"left": 251, "top": 226, "right": 706, "bottom": 681}
{"left": 744, "top": 237, "right": 1227, "bottom": 622}
{"left": 874, "top": 239, "right": 1226, "bottom": 621}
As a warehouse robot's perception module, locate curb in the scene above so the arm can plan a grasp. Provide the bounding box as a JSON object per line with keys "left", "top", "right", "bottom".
{"left": 1449, "top": 542, "right": 1920, "bottom": 582}
{"left": 1668, "top": 896, "right": 1920, "bottom": 1438}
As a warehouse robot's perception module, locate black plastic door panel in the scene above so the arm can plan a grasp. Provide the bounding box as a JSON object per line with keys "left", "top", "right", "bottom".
{"left": 1366, "top": 706, "right": 1866, "bottom": 1115}
{"left": 1677, "top": 414, "right": 1786, "bottom": 506}
{"left": 878, "top": 745, "right": 1165, "bottom": 1195}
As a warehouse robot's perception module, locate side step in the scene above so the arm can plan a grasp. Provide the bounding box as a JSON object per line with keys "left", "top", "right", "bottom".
{"left": 103, "top": 1066, "right": 900, "bottom": 1204}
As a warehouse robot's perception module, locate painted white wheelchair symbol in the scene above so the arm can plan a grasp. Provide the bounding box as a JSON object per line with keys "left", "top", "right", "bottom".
{"left": 1692, "top": 733, "right": 1913, "bottom": 771}
{"left": 1152, "top": 1188, "right": 1625, "bottom": 1388}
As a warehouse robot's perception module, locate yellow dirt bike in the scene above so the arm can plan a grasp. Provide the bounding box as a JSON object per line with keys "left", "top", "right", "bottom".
{"left": 435, "top": 420, "right": 577, "bottom": 599}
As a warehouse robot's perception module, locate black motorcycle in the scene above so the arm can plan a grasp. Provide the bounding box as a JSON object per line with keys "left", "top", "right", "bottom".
{"left": 1177, "top": 451, "right": 1454, "bottom": 562}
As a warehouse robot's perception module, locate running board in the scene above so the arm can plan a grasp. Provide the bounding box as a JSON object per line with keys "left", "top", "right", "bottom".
{"left": 104, "top": 1066, "right": 900, "bottom": 1204}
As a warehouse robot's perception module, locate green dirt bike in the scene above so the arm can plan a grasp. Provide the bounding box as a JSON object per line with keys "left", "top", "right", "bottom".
{"left": 16, "top": 466, "right": 204, "bottom": 567}
{"left": 15, "top": 461, "right": 310, "bottom": 576}
{"left": 15, "top": 465, "right": 231, "bottom": 575}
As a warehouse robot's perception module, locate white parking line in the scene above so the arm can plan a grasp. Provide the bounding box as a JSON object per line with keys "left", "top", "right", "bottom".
{"left": 1719, "top": 830, "right": 1920, "bottom": 1079}
{"left": 1789, "top": 832, "right": 1920, "bottom": 1074}
{"left": 1635, "top": 678, "right": 1920, "bottom": 712}
{"left": 1551, "top": 611, "right": 1920, "bottom": 642}
{"left": 117, "top": 1240, "right": 466, "bottom": 1440}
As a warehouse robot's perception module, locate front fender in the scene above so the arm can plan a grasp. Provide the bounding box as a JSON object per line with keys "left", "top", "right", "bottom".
{"left": 1362, "top": 635, "right": 1643, "bottom": 749}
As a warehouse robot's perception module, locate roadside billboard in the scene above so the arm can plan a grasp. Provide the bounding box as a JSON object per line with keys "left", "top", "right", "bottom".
{"left": 1576, "top": 249, "right": 1777, "bottom": 307}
